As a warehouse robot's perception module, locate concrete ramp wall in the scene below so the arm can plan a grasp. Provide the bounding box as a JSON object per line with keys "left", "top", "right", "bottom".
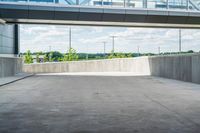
{"left": 148, "top": 54, "right": 200, "bottom": 84}
{"left": 23, "top": 54, "right": 200, "bottom": 84}
{"left": 23, "top": 57, "right": 151, "bottom": 75}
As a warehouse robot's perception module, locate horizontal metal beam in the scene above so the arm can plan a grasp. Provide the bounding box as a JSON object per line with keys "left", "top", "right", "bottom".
{"left": 7, "top": 19, "right": 200, "bottom": 29}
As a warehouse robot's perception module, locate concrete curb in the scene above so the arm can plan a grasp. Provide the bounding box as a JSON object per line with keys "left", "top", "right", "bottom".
{"left": 0, "top": 74, "right": 34, "bottom": 87}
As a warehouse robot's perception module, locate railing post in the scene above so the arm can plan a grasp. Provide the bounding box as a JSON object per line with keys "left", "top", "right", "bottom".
{"left": 166, "top": 0, "right": 169, "bottom": 9}
{"left": 187, "top": 0, "right": 189, "bottom": 10}
{"left": 124, "top": 0, "right": 126, "bottom": 7}
{"left": 143, "top": 0, "right": 147, "bottom": 8}
{"left": 76, "top": 0, "right": 79, "bottom": 5}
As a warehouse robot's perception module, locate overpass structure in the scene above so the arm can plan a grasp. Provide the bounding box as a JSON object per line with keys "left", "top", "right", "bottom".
{"left": 1, "top": 0, "right": 200, "bottom": 77}
{"left": 1, "top": 0, "right": 200, "bottom": 28}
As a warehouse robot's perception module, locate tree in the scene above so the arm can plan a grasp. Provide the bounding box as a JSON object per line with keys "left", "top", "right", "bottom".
{"left": 36, "top": 53, "right": 40, "bottom": 63}
{"left": 63, "top": 48, "right": 79, "bottom": 61}
{"left": 43, "top": 54, "right": 48, "bottom": 62}
{"left": 187, "top": 50, "right": 194, "bottom": 53}
{"left": 24, "top": 50, "right": 33, "bottom": 64}
{"left": 127, "top": 53, "right": 133, "bottom": 58}
{"left": 108, "top": 50, "right": 115, "bottom": 59}
{"left": 108, "top": 51, "right": 127, "bottom": 59}
{"left": 116, "top": 53, "right": 126, "bottom": 58}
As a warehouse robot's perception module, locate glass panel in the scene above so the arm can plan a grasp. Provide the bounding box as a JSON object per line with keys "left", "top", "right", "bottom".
{"left": 110, "top": 0, "right": 125, "bottom": 7}
{"left": 29, "top": 0, "right": 54, "bottom": 3}
{"left": 147, "top": 0, "right": 167, "bottom": 9}
{"left": 57, "top": 0, "right": 78, "bottom": 5}
{"left": 80, "top": 0, "right": 125, "bottom": 7}
{"left": 126, "top": 0, "right": 143, "bottom": 8}
{"left": 168, "top": 0, "right": 187, "bottom": 10}
{"left": 0, "top": 0, "right": 27, "bottom": 2}
{"left": 189, "top": 0, "right": 200, "bottom": 11}
{"left": 79, "top": 0, "right": 101, "bottom": 6}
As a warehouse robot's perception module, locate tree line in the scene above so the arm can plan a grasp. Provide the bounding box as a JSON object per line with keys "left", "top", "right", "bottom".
{"left": 22, "top": 48, "right": 196, "bottom": 64}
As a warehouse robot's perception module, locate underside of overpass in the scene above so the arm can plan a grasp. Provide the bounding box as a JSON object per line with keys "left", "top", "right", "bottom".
{"left": 1, "top": 2, "right": 200, "bottom": 28}
{"left": 1, "top": 0, "right": 200, "bottom": 28}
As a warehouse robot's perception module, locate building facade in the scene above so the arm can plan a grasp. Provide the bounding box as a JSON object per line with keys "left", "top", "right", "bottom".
{"left": 0, "top": 24, "right": 22, "bottom": 77}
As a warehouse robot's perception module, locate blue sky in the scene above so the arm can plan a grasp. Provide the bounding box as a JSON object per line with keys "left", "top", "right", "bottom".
{"left": 20, "top": 24, "right": 200, "bottom": 53}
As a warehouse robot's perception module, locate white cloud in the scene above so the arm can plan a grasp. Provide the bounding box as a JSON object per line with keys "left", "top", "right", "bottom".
{"left": 20, "top": 25, "right": 200, "bottom": 53}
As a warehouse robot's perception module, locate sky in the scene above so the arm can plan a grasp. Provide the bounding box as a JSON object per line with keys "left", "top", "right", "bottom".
{"left": 20, "top": 24, "right": 200, "bottom": 54}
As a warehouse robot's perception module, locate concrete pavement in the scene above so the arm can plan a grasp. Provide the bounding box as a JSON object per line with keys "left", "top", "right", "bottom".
{"left": 0, "top": 73, "right": 33, "bottom": 86}
{"left": 0, "top": 74, "right": 200, "bottom": 133}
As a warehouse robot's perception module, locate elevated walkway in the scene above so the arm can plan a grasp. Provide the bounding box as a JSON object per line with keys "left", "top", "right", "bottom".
{"left": 1, "top": 1, "right": 200, "bottom": 28}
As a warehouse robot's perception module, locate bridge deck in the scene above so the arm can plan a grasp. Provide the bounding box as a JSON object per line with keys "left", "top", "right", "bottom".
{"left": 1, "top": 2, "right": 200, "bottom": 27}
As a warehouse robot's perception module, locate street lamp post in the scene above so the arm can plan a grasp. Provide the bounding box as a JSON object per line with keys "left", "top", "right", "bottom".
{"left": 69, "top": 27, "right": 72, "bottom": 50}
{"left": 158, "top": 46, "right": 161, "bottom": 55}
{"left": 110, "top": 36, "right": 117, "bottom": 53}
{"left": 102, "top": 41, "right": 106, "bottom": 58}
{"left": 86, "top": 43, "right": 88, "bottom": 60}
{"left": 137, "top": 45, "right": 140, "bottom": 57}
{"left": 179, "top": 29, "right": 182, "bottom": 53}
{"left": 49, "top": 45, "right": 51, "bottom": 52}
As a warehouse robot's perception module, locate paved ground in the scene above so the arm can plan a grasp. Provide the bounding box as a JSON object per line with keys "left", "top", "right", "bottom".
{"left": 0, "top": 74, "right": 200, "bottom": 133}
{"left": 0, "top": 73, "right": 33, "bottom": 86}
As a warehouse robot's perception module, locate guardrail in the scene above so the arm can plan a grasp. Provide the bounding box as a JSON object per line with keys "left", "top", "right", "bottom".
{"left": 0, "top": 0, "right": 200, "bottom": 11}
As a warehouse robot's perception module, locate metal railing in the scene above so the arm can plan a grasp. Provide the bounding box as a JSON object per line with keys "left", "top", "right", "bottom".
{"left": 0, "top": 0, "right": 200, "bottom": 11}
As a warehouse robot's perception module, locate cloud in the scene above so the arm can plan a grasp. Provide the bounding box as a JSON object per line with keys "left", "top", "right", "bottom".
{"left": 20, "top": 25, "right": 200, "bottom": 53}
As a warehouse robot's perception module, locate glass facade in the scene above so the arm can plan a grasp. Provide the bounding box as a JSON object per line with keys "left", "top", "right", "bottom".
{"left": 0, "top": 0, "right": 200, "bottom": 11}
{"left": 0, "top": 24, "right": 15, "bottom": 54}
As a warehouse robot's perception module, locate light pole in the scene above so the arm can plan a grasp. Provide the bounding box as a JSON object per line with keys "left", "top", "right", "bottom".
{"left": 102, "top": 41, "right": 106, "bottom": 58}
{"left": 137, "top": 45, "right": 140, "bottom": 57}
{"left": 49, "top": 45, "right": 51, "bottom": 52}
{"left": 110, "top": 36, "right": 117, "bottom": 53}
{"left": 86, "top": 43, "right": 88, "bottom": 60}
{"left": 69, "top": 27, "right": 72, "bottom": 50}
{"left": 179, "top": 29, "right": 182, "bottom": 53}
{"left": 158, "top": 46, "right": 161, "bottom": 55}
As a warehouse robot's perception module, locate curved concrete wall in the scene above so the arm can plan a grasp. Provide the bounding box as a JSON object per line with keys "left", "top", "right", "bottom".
{"left": 23, "top": 57, "right": 151, "bottom": 75}
{"left": 23, "top": 54, "right": 200, "bottom": 84}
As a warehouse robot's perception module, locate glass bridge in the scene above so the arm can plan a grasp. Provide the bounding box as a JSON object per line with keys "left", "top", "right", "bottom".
{"left": 0, "top": 0, "right": 200, "bottom": 11}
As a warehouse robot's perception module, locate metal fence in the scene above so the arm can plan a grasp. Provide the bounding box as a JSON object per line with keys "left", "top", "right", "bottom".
{"left": 0, "top": 0, "right": 200, "bottom": 11}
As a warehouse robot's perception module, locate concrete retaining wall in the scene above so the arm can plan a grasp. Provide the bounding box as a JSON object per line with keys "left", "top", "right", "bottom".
{"left": 148, "top": 54, "right": 200, "bottom": 84}
{"left": 23, "top": 57, "right": 151, "bottom": 75}
{"left": 0, "top": 57, "right": 23, "bottom": 77}
{"left": 23, "top": 54, "right": 200, "bottom": 84}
